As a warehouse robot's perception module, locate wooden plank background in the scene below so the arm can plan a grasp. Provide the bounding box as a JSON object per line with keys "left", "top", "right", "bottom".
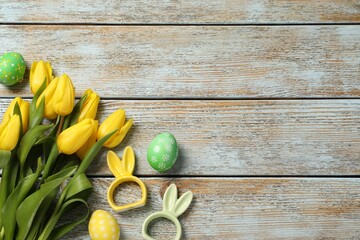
{"left": 0, "top": 0, "right": 360, "bottom": 239}
{"left": 0, "top": 0, "right": 359, "bottom": 24}
{"left": 65, "top": 178, "right": 360, "bottom": 239}
{"left": 0, "top": 25, "right": 359, "bottom": 98}
{"left": 4, "top": 99, "right": 360, "bottom": 176}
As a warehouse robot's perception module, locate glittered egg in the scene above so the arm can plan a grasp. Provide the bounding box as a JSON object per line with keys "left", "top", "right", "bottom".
{"left": 0, "top": 52, "right": 26, "bottom": 86}
{"left": 147, "top": 132, "right": 178, "bottom": 172}
{"left": 88, "top": 210, "right": 120, "bottom": 240}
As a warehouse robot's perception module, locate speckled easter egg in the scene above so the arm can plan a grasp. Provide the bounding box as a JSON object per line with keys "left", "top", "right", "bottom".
{"left": 0, "top": 52, "right": 26, "bottom": 86}
{"left": 88, "top": 210, "right": 120, "bottom": 240}
{"left": 147, "top": 132, "right": 178, "bottom": 172}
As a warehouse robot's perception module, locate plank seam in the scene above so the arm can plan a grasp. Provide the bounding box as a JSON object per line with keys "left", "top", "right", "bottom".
{"left": 87, "top": 175, "right": 360, "bottom": 178}
{"left": 2, "top": 97, "right": 360, "bottom": 101}
{"left": 0, "top": 22, "right": 360, "bottom": 27}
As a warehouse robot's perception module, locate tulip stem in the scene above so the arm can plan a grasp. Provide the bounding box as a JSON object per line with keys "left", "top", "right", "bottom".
{"left": 56, "top": 116, "right": 65, "bottom": 137}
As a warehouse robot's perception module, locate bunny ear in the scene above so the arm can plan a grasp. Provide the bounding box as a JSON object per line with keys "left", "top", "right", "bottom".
{"left": 163, "top": 184, "right": 177, "bottom": 212}
{"left": 107, "top": 151, "right": 125, "bottom": 178}
{"left": 173, "top": 191, "right": 193, "bottom": 217}
{"left": 122, "top": 146, "right": 135, "bottom": 175}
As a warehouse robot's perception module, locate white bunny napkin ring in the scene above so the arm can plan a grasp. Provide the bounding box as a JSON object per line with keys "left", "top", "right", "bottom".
{"left": 142, "top": 183, "right": 193, "bottom": 240}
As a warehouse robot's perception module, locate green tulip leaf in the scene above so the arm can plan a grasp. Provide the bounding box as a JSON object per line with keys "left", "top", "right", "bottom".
{"left": 40, "top": 198, "right": 89, "bottom": 240}
{"left": 34, "top": 135, "right": 55, "bottom": 146}
{"left": 17, "top": 124, "right": 53, "bottom": 170}
{"left": 64, "top": 173, "right": 92, "bottom": 202}
{"left": 45, "top": 162, "right": 77, "bottom": 183}
{"left": 42, "top": 143, "right": 59, "bottom": 180}
{"left": 48, "top": 131, "right": 116, "bottom": 232}
{"left": 0, "top": 154, "right": 18, "bottom": 229}
{"left": 15, "top": 166, "right": 77, "bottom": 240}
{"left": 29, "top": 79, "right": 46, "bottom": 129}
{"left": 50, "top": 157, "right": 79, "bottom": 180}
{"left": 38, "top": 174, "right": 92, "bottom": 240}
{"left": 69, "top": 95, "right": 87, "bottom": 127}
{"left": 25, "top": 190, "right": 57, "bottom": 240}
{"left": 48, "top": 116, "right": 61, "bottom": 138}
{"left": 29, "top": 97, "right": 45, "bottom": 130}
{"left": 2, "top": 158, "right": 43, "bottom": 240}
{"left": 0, "top": 150, "right": 11, "bottom": 169}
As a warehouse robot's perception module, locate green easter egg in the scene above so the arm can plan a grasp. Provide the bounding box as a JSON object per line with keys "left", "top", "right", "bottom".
{"left": 0, "top": 52, "right": 26, "bottom": 86}
{"left": 147, "top": 132, "right": 178, "bottom": 172}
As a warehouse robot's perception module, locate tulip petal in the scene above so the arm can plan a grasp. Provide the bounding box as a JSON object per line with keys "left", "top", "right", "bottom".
{"left": 103, "top": 118, "right": 133, "bottom": 148}
{"left": 76, "top": 120, "right": 98, "bottom": 160}
{"left": 31, "top": 61, "right": 50, "bottom": 94}
{"left": 97, "top": 109, "right": 125, "bottom": 142}
{"left": 45, "top": 62, "right": 53, "bottom": 83}
{"left": 3, "top": 97, "right": 30, "bottom": 133}
{"left": 0, "top": 115, "right": 20, "bottom": 151}
{"left": 57, "top": 119, "right": 95, "bottom": 155}
{"left": 77, "top": 89, "right": 100, "bottom": 123}
{"left": 52, "top": 74, "right": 75, "bottom": 116}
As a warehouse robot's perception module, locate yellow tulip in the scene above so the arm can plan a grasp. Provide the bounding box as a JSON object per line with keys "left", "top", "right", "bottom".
{"left": 30, "top": 60, "right": 53, "bottom": 95}
{"left": 37, "top": 77, "right": 59, "bottom": 119}
{"left": 76, "top": 120, "right": 98, "bottom": 159}
{"left": 52, "top": 74, "right": 75, "bottom": 116}
{"left": 77, "top": 89, "right": 100, "bottom": 123}
{"left": 97, "top": 109, "right": 133, "bottom": 148}
{"left": 57, "top": 119, "right": 97, "bottom": 155}
{"left": 0, "top": 114, "right": 21, "bottom": 151}
{"left": 3, "top": 97, "right": 30, "bottom": 133}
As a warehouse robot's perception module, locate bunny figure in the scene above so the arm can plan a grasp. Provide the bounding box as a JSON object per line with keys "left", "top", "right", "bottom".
{"left": 142, "top": 183, "right": 193, "bottom": 240}
{"left": 107, "top": 146, "right": 147, "bottom": 212}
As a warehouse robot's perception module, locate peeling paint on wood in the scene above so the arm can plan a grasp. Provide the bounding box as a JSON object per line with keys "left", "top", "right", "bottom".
{"left": 1, "top": 2, "right": 360, "bottom": 238}
{"left": 61, "top": 178, "right": 360, "bottom": 239}
{"left": 0, "top": 0, "right": 359, "bottom": 24}
{"left": 0, "top": 26, "right": 359, "bottom": 98}
{"left": 1, "top": 99, "right": 359, "bottom": 176}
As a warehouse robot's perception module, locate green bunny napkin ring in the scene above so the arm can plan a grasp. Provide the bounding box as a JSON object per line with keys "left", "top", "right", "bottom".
{"left": 142, "top": 183, "right": 193, "bottom": 240}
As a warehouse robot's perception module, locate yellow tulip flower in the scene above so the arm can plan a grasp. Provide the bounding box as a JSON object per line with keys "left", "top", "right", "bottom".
{"left": 0, "top": 114, "right": 21, "bottom": 151}
{"left": 30, "top": 60, "right": 53, "bottom": 95}
{"left": 37, "top": 77, "right": 59, "bottom": 119}
{"left": 3, "top": 97, "right": 30, "bottom": 133}
{"left": 57, "top": 118, "right": 97, "bottom": 155}
{"left": 97, "top": 109, "right": 133, "bottom": 148}
{"left": 76, "top": 120, "right": 98, "bottom": 159}
{"left": 78, "top": 89, "right": 100, "bottom": 123}
{"left": 52, "top": 74, "right": 75, "bottom": 116}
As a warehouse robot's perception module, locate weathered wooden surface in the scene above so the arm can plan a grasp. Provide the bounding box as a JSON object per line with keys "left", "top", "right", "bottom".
{"left": 1, "top": 0, "right": 360, "bottom": 24}
{"left": 0, "top": 25, "right": 359, "bottom": 98}
{"left": 61, "top": 178, "right": 360, "bottom": 239}
{"left": 2, "top": 99, "right": 360, "bottom": 176}
{"left": 1, "top": 1, "right": 360, "bottom": 239}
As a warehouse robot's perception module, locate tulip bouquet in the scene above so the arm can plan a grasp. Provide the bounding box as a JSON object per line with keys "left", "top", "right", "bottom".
{"left": 0, "top": 60, "right": 132, "bottom": 240}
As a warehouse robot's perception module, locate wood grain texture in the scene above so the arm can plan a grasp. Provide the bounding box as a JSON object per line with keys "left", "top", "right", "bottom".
{"left": 0, "top": 0, "right": 360, "bottom": 24}
{"left": 60, "top": 178, "right": 360, "bottom": 239}
{"left": 0, "top": 25, "right": 359, "bottom": 98}
{"left": 1, "top": 99, "right": 359, "bottom": 176}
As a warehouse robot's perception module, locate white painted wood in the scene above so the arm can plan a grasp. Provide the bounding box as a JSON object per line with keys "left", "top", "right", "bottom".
{"left": 0, "top": 0, "right": 359, "bottom": 24}
{"left": 0, "top": 26, "right": 359, "bottom": 98}
{"left": 1, "top": 99, "right": 359, "bottom": 176}
{"left": 62, "top": 178, "right": 360, "bottom": 239}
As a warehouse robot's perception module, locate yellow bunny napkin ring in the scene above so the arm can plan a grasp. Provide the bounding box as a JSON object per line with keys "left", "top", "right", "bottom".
{"left": 107, "top": 146, "right": 147, "bottom": 212}
{"left": 142, "top": 184, "right": 193, "bottom": 240}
